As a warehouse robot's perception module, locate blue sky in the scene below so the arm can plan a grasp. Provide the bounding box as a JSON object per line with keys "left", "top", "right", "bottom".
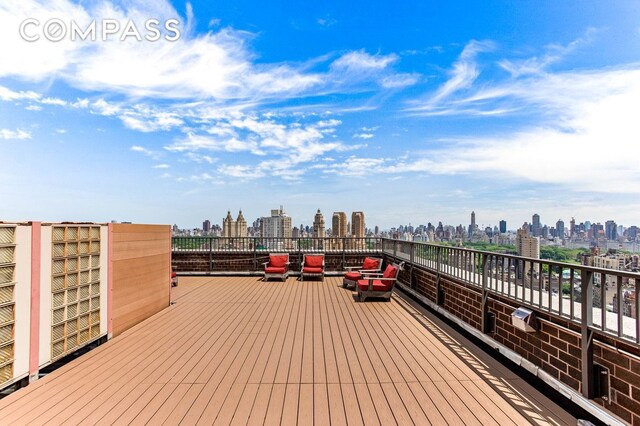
{"left": 1, "top": 1, "right": 639, "bottom": 230}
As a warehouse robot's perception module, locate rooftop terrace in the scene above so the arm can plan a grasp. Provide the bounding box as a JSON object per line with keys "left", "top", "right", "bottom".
{"left": 0, "top": 276, "right": 576, "bottom": 425}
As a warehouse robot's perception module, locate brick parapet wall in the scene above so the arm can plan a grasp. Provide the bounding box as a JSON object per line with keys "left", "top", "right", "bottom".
{"left": 386, "top": 254, "right": 640, "bottom": 425}
{"left": 172, "top": 251, "right": 379, "bottom": 274}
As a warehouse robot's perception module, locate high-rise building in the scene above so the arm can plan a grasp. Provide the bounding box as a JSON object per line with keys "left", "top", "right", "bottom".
{"left": 222, "top": 210, "right": 247, "bottom": 238}
{"left": 313, "top": 209, "right": 325, "bottom": 238}
{"left": 332, "top": 212, "right": 347, "bottom": 237}
{"left": 260, "top": 206, "right": 292, "bottom": 239}
{"left": 570, "top": 217, "right": 576, "bottom": 237}
{"left": 203, "top": 220, "right": 211, "bottom": 234}
{"left": 556, "top": 220, "right": 565, "bottom": 239}
{"left": 468, "top": 211, "right": 477, "bottom": 237}
{"left": 532, "top": 214, "right": 541, "bottom": 237}
{"left": 516, "top": 228, "right": 540, "bottom": 278}
{"left": 351, "top": 211, "right": 365, "bottom": 238}
{"left": 605, "top": 220, "right": 618, "bottom": 241}
{"left": 374, "top": 225, "right": 379, "bottom": 235}
{"left": 499, "top": 220, "right": 507, "bottom": 234}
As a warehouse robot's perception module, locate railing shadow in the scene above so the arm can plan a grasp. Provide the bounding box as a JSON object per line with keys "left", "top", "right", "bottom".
{"left": 393, "top": 294, "right": 576, "bottom": 426}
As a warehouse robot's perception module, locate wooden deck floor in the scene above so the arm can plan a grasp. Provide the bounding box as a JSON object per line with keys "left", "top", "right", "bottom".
{"left": 0, "top": 277, "right": 577, "bottom": 425}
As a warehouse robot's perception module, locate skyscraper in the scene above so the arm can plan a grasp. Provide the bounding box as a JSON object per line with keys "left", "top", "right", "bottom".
{"left": 468, "top": 211, "right": 477, "bottom": 237}
{"left": 570, "top": 217, "right": 576, "bottom": 237}
{"left": 222, "top": 210, "right": 247, "bottom": 238}
{"left": 499, "top": 220, "right": 507, "bottom": 234}
{"left": 260, "top": 206, "right": 292, "bottom": 239}
{"left": 313, "top": 209, "right": 325, "bottom": 238}
{"left": 605, "top": 220, "right": 618, "bottom": 240}
{"left": 351, "top": 211, "right": 365, "bottom": 238}
{"left": 202, "top": 220, "right": 211, "bottom": 234}
{"left": 516, "top": 228, "right": 540, "bottom": 278}
{"left": 332, "top": 212, "right": 347, "bottom": 237}
{"left": 556, "top": 219, "right": 565, "bottom": 239}
{"left": 532, "top": 214, "right": 541, "bottom": 237}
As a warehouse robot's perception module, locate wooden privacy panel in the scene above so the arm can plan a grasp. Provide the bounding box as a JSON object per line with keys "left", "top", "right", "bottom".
{"left": 111, "top": 224, "right": 170, "bottom": 337}
{"left": 51, "top": 225, "right": 102, "bottom": 360}
{"left": 0, "top": 226, "right": 16, "bottom": 386}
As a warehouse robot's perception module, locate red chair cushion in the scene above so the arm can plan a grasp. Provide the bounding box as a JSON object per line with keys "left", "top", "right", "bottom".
{"left": 362, "top": 257, "right": 379, "bottom": 270}
{"left": 382, "top": 264, "right": 397, "bottom": 279}
{"left": 303, "top": 267, "right": 323, "bottom": 274}
{"left": 305, "top": 256, "right": 324, "bottom": 267}
{"left": 344, "top": 271, "right": 362, "bottom": 281}
{"left": 265, "top": 266, "right": 286, "bottom": 274}
{"left": 269, "top": 255, "right": 288, "bottom": 267}
{"left": 171, "top": 272, "right": 177, "bottom": 278}
{"left": 357, "top": 279, "right": 393, "bottom": 292}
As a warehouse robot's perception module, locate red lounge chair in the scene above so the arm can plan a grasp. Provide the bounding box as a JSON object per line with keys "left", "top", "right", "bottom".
{"left": 342, "top": 257, "right": 382, "bottom": 289}
{"left": 357, "top": 262, "right": 404, "bottom": 302}
{"left": 171, "top": 271, "right": 178, "bottom": 287}
{"left": 301, "top": 254, "right": 324, "bottom": 281}
{"left": 263, "top": 253, "right": 290, "bottom": 281}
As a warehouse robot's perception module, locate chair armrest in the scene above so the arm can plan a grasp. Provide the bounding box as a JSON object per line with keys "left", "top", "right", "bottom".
{"left": 361, "top": 272, "right": 383, "bottom": 278}
{"left": 360, "top": 277, "right": 397, "bottom": 291}
{"left": 262, "top": 261, "right": 269, "bottom": 267}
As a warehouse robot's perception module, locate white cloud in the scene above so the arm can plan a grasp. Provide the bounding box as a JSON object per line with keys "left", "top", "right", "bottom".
{"left": 25, "top": 105, "right": 42, "bottom": 111}
{"left": 323, "top": 156, "right": 386, "bottom": 177}
{"left": 120, "top": 110, "right": 184, "bottom": 132}
{"left": 90, "top": 99, "right": 120, "bottom": 116}
{"left": 499, "top": 30, "right": 595, "bottom": 77}
{"left": 317, "top": 17, "right": 337, "bottom": 27}
{"left": 0, "top": 0, "right": 325, "bottom": 101}
{"left": 40, "top": 97, "right": 67, "bottom": 106}
{"left": 380, "top": 73, "right": 420, "bottom": 88}
{"left": 331, "top": 50, "right": 398, "bottom": 71}
{"left": 353, "top": 133, "right": 374, "bottom": 139}
{"left": 218, "top": 164, "right": 265, "bottom": 179}
{"left": 165, "top": 132, "right": 264, "bottom": 155}
{"left": 153, "top": 164, "right": 170, "bottom": 169}
{"left": 130, "top": 145, "right": 161, "bottom": 160}
{"left": 397, "top": 67, "right": 640, "bottom": 193}
{"left": 0, "top": 128, "right": 31, "bottom": 140}
{"left": 0, "top": 86, "right": 40, "bottom": 101}
{"left": 408, "top": 40, "right": 494, "bottom": 112}
{"left": 55, "top": 128, "right": 67, "bottom": 134}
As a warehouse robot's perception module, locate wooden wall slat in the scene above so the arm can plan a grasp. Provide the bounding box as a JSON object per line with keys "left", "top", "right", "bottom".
{"left": 111, "top": 224, "right": 170, "bottom": 337}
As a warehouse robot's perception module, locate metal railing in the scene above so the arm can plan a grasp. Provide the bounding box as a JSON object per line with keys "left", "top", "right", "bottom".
{"left": 172, "top": 236, "right": 382, "bottom": 253}
{"left": 383, "top": 239, "right": 640, "bottom": 345}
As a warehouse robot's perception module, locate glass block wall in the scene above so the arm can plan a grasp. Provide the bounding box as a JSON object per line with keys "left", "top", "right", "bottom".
{"left": 51, "top": 226, "right": 101, "bottom": 360}
{"left": 0, "top": 226, "right": 16, "bottom": 386}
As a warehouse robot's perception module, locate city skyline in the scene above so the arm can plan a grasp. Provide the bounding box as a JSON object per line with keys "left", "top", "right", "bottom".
{"left": 1, "top": 1, "right": 640, "bottom": 228}
{"left": 181, "top": 207, "right": 637, "bottom": 238}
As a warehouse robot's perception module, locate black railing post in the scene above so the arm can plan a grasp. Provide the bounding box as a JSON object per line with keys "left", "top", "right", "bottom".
{"left": 409, "top": 241, "right": 415, "bottom": 289}
{"left": 581, "top": 269, "right": 595, "bottom": 398}
{"left": 208, "top": 237, "right": 212, "bottom": 273}
{"left": 342, "top": 237, "right": 346, "bottom": 269}
{"left": 253, "top": 237, "right": 257, "bottom": 271}
{"left": 436, "top": 246, "right": 444, "bottom": 305}
{"left": 481, "top": 253, "right": 491, "bottom": 333}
